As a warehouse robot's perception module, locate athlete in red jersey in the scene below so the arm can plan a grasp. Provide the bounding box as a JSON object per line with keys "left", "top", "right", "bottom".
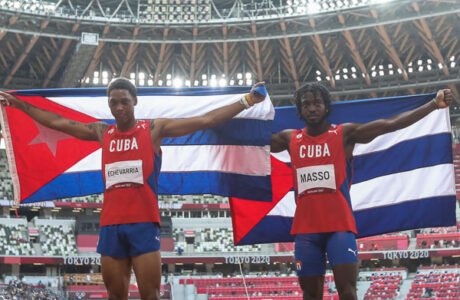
{"left": 270, "top": 83, "right": 452, "bottom": 300}
{"left": 0, "top": 78, "right": 266, "bottom": 300}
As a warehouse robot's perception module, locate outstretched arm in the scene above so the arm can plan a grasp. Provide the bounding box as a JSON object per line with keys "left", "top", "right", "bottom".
{"left": 343, "top": 89, "right": 453, "bottom": 156}
{"left": 0, "top": 91, "right": 106, "bottom": 143}
{"left": 151, "top": 82, "right": 266, "bottom": 142}
{"left": 271, "top": 130, "right": 294, "bottom": 153}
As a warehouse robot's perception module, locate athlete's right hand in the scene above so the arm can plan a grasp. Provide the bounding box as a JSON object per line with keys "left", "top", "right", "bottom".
{"left": 0, "top": 91, "right": 20, "bottom": 109}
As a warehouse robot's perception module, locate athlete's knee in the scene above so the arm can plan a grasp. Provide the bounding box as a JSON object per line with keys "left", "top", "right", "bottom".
{"left": 139, "top": 288, "right": 160, "bottom": 300}
{"left": 107, "top": 289, "right": 128, "bottom": 300}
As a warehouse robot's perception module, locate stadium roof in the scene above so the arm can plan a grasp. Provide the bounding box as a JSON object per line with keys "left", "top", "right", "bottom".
{"left": 0, "top": 0, "right": 459, "bottom": 106}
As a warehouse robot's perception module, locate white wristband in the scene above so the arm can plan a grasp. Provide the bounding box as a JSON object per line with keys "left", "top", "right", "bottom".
{"left": 239, "top": 96, "right": 250, "bottom": 109}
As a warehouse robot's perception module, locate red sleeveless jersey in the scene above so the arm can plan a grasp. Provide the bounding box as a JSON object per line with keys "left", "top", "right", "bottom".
{"left": 289, "top": 124, "right": 357, "bottom": 235}
{"left": 100, "top": 120, "right": 162, "bottom": 227}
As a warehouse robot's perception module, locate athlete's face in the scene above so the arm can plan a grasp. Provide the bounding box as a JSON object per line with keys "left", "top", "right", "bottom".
{"left": 300, "top": 92, "right": 327, "bottom": 126}
{"left": 108, "top": 89, "right": 137, "bottom": 124}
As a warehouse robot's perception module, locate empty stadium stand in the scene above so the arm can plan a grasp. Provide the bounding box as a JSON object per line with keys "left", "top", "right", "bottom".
{"left": 406, "top": 267, "right": 460, "bottom": 299}
{"left": 363, "top": 274, "right": 403, "bottom": 299}
{"left": 0, "top": 218, "right": 34, "bottom": 256}
{"left": 180, "top": 275, "right": 338, "bottom": 299}
{"left": 34, "top": 218, "right": 78, "bottom": 256}
{"left": 63, "top": 273, "right": 171, "bottom": 299}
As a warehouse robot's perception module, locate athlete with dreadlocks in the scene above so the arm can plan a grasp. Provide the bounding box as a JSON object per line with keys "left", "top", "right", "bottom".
{"left": 270, "top": 82, "right": 452, "bottom": 300}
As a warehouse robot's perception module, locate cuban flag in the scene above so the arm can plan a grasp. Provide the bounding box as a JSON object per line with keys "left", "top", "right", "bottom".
{"left": 0, "top": 87, "right": 274, "bottom": 205}
{"left": 231, "top": 93, "right": 457, "bottom": 245}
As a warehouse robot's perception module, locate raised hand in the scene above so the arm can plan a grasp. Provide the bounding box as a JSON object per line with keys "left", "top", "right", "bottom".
{"left": 248, "top": 81, "right": 267, "bottom": 104}
{"left": 435, "top": 89, "right": 453, "bottom": 109}
{"left": 0, "top": 91, "right": 21, "bottom": 109}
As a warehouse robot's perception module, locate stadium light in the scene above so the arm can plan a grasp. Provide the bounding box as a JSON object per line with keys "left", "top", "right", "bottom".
{"left": 173, "top": 77, "right": 183, "bottom": 88}
{"left": 372, "top": 0, "right": 394, "bottom": 4}
{"left": 307, "top": 3, "right": 321, "bottom": 14}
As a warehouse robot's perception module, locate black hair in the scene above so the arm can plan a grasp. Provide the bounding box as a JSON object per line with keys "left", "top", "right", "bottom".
{"left": 294, "top": 82, "right": 332, "bottom": 120}
{"left": 107, "top": 77, "right": 137, "bottom": 98}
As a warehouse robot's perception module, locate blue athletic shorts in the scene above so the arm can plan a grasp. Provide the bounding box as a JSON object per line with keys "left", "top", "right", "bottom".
{"left": 97, "top": 222, "right": 161, "bottom": 258}
{"left": 294, "top": 231, "right": 358, "bottom": 277}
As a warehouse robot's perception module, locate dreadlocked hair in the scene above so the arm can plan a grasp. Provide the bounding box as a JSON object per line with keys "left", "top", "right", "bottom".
{"left": 294, "top": 82, "right": 332, "bottom": 120}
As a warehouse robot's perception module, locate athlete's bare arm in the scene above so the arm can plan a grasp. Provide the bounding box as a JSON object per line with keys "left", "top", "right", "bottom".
{"left": 149, "top": 82, "right": 266, "bottom": 149}
{"left": 342, "top": 89, "right": 453, "bottom": 158}
{"left": 0, "top": 91, "right": 107, "bottom": 143}
{"left": 270, "top": 129, "right": 294, "bottom": 153}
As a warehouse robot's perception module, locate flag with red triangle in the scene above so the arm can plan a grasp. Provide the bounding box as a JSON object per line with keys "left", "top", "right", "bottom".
{"left": 0, "top": 87, "right": 274, "bottom": 205}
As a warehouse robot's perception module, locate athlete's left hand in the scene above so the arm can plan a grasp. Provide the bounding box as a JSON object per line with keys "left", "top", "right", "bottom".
{"left": 435, "top": 89, "right": 453, "bottom": 109}
{"left": 249, "top": 82, "right": 266, "bottom": 104}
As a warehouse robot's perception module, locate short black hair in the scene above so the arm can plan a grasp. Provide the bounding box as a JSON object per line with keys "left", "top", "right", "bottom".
{"left": 107, "top": 77, "right": 137, "bottom": 98}
{"left": 294, "top": 82, "right": 332, "bottom": 119}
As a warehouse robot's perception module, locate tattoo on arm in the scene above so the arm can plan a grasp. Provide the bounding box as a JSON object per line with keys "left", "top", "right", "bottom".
{"left": 149, "top": 119, "right": 155, "bottom": 132}
{"left": 23, "top": 101, "right": 60, "bottom": 117}
{"left": 83, "top": 122, "right": 107, "bottom": 137}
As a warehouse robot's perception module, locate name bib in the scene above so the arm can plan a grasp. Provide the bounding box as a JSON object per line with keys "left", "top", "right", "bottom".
{"left": 105, "top": 160, "right": 144, "bottom": 190}
{"left": 296, "top": 164, "right": 336, "bottom": 195}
